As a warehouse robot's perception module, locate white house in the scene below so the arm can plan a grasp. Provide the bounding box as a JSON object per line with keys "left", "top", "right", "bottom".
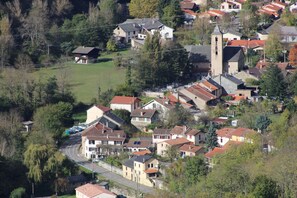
{"left": 220, "top": 0, "right": 243, "bottom": 13}
{"left": 152, "top": 128, "right": 171, "bottom": 144}
{"left": 124, "top": 139, "right": 153, "bottom": 152}
{"left": 223, "top": 29, "right": 242, "bottom": 41}
{"left": 142, "top": 98, "right": 174, "bottom": 118}
{"left": 75, "top": 183, "right": 117, "bottom": 198}
{"left": 110, "top": 96, "right": 141, "bottom": 112}
{"left": 81, "top": 123, "right": 126, "bottom": 159}
{"left": 86, "top": 105, "right": 111, "bottom": 124}
{"left": 216, "top": 128, "right": 234, "bottom": 146}
{"left": 170, "top": 125, "right": 205, "bottom": 145}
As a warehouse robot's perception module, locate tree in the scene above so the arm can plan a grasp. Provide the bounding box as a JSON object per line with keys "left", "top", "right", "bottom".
{"left": 129, "top": 0, "right": 159, "bottom": 18}
{"left": 23, "top": 144, "right": 65, "bottom": 183}
{"left": 205, "top": 122, "right": 218, "bottom": 150}
{"left": 112, "top": 109, "right": 130, "bottom": 124}
{"left": 0, "top": 15, "right": 14, "bottom": 67}
{"left": 259, "top": 65, "right": 287, "bottom": 99}
{"left": 289, "top": 44, "right": 297, "bottom": 66}
{"left": 255, "top": 115, "right": 271, "bottom": 133}
{"left": 161, "top": 0, "right": 184, "bottom": 29}
{"left": 265, "top": 31, "right": 282, "bottom": 62}
{"left": 239, "top": 5, "right": 258, "bottom": 37}
{"left": 9, "top": 187, "right": 26, "bottom": 198}
{"left": 184, "top": 156, "right": 207, "bottom": 186}
{"left": 165, "top": 146, "right": 179, "bottom": 162}
{"left": 98, "top": 0, "right": 118, "bottom": 24}
{"left": 193, "top": 17, "right": 213, "bottom": 45}
{"left": 165, "top": 104, "right": 193, "bottom": 128}
{"left": 250, "top": 175, "right": 279, "bottom": 198}
{"left": 106, "top": 37, "right": 117, "bottom": 52}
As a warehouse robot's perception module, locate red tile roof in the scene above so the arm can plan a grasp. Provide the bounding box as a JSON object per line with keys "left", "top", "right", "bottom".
{"left": 231, "top": 127, "right": 256, "bottom": 137}
{"left": 170, "top": 125, "right": 188, "bottom": 135}
{"left": 124, "top": 139, "right": 152, "bottom": 148}
{"left": 208, "top": 10, "right": 225, "bottom": 17}
{"left": 179, "top": 143, "right": 203, "bottom": 153}
{"left": 164, "top": 137, "right": 191, "bottom": 146}
{"left": 216, "top": 128, "right": 235, "bottom": 138}
{"left": 204, "top": 147, "right": 225, "bottom": 158}
{"left": 96, "top": 105, "right": 111, "bottom": 113}
{"left": 199, "top": 80, "right": 219, "bottom": 92}
{"left": 227, "top": 40, "right": 266, "bottom": 49}
{"left": 132, "top": 149, "right": 152, "bottom": 156}
{"left": 75, "top": 183, "right": 116, "bottom": 197}
{"left": 110, "top": 96, "right": 140, "bottom": 105}
{"left": 186, "top": 84, "right": 217, "bottom": 102}
{"left": 144, "top": 168, "right": 159, "bottom": 174}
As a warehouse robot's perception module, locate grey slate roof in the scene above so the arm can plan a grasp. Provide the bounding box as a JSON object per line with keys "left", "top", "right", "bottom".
{"left": 123, "top": 155, "right": 153, "bottom": 168}
{"left": 222, "top": 74, "right": 244, "bottom": 85}
{"left": 119, "top": 18, "right": 165, "bottom": 32}
{"left": 131, "top": 109, "right": 157, "bottom": 118}
{"left": 212, "top": 25, "right": 222, "bottom": 35}
{"left": 104, "top": 112, "right": 125, "bottom": 125}
{"left": 72, "top": 47, "right": 98, "bottom": 54}
{"left": 185, "top": 45, "right": 211, "bottom": 63}
{"left": 153, "top": 128, "right": 171, "bottom": 135}
{"left": 223, "top": 46, "right": 243, "bottom": 62}
{"left": 87, "top": 112, "right": 124, "bottom": 129}
{"left": 118, "top": 23, "right": 141, "bottom": 32}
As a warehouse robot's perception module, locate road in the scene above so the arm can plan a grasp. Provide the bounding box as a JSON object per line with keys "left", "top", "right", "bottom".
{"left": 60, "top": 134, "right": 155, "bottom": 195}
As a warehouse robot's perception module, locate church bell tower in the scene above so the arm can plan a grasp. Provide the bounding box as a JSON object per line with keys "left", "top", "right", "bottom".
{"left": 211, "top": 25, "right": 223, "bottom": 76}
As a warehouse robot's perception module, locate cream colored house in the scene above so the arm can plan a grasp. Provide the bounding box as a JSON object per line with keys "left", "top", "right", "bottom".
{"left": 220, "top": 0, "right": 243, "bottom": 13}
{"left": 157, "top": 137, "right": 191, "bottom": 157}
{"left": 110, "top": 96, "right": 141, "bottom": 112}
{"left": 86, "top": 105, "right": 111, "bottom": 124}
{"left": 223, "top": 30, "right": 242, "bottom": 41}
{"left": 75, "top": 183, "right": 116, "bottom": 198}
{"left": 179, "top": 144, "right": 204, "bottom": 158}
{"left": 122, "top": 155, "right": 159, "bottom": 187}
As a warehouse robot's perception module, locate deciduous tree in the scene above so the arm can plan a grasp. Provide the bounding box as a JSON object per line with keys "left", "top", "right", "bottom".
{"left": 129, "top": 0, "right": 158, "bottom": 18}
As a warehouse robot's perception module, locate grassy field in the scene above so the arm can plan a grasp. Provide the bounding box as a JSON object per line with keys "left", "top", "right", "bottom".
{"left": 33, "top": 50, "right": 130, "bottom": 103}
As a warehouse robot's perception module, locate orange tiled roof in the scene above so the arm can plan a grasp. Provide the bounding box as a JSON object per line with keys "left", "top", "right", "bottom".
{"left": 231, "top": 127, "right": 256, "bottom": 137}
{"left": 132, "top": 149, "right": 152, "bottom": 156}
{"left": 144, "top": 168, "right": 158, "bottom": 174}
{"left": 208, "top": 10, "right": 225, "bottom": 17}
{"left": 75, "top": 183, "right": 116, "bottom": 197}
{"left": 199, "top": 80, "right": 219, "bottom": 92}
{"left": 186, "top": 84, "right": 216, "bottom": 102}
{"left": 164, "top": 137, "right": 191, "bottom": 146}
{"left": 179, "top": 143, "right": 203, "bottom": 153}
{"left": 96, "top": 105, "right": 111, "bottom": 113}
{"left": 204, "top": 147, "right": 225, "bottom": 158}
{"left": 216, "top": 128, "right": 235, "bottom": 138}
{"left": 110, "top": 96, "right": 140, "bottom": 104}
{"left": 227, "top": 40, "right": 266, "bottom": 49}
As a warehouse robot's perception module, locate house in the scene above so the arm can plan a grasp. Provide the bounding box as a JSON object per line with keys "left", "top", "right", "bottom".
{"left": 81, "top": 123, "right": 126, "bottom": 159}
{"left": 131, "top": 109, "right": 159, "bottom": 130}
{"left": 110, "top": 96, "right": 141, "bottom": 112}
{"left": 184, "top": 25, "right": 245, "bottom": 78}
{"left": 157, "top": 137, "right": 191, "bottom": 157}
{"left": 259, "top": 24, "right": 297, "bottom": 43}
{"left": 223, "top": 29, "right": 243, "bottom": 41}
{"left": 124, "top": 139, "right": 153, "bottom": 152}
{"left": 220, "top": 0, "right": 244, "bottom": 13}
{"left": 199, "top": 78, "right": 223, "bottom": 97}
{"left": 113, "top": 18, "right": 173, "bottom": 43}
{"left": 179, "top": 84, "right": 217, "bottom": 110}
{"left": 290, "top": 3, "right": 297, "bottom": 13}
{"left": 180, "top": 1, "right": 199, "bottom": 23}
{"left": 199, "top": 10, "right": 226, "bottom": 21}
{"left": 152, "top": 128, "right": 171, "bottom": 144}
{"left": 258, "top": 1, "right": 286, "bottom": 18}
{"left": 170, "top": 125, "right": 205, "bottom": 144}
{"left": 179, "top": 143, "right": 204, "bottom": 158}
{"left": 22, "top": 121, "right": 33, "bottom": 132}
{"left": 72, "top": 47, "right": 100, "bottom": 64}
{"left": 122, "top": 155, "right": 159, "bottom": 187}
{"left": 212, "top": 74, "right": 244, "bottom": 94}
{"left": 216, "top": 127, "right": 256, "bottom": 146}
{"left": 132, "top": 149, "right": 152, "bottom": 156}
{"left": 142, "top": 98, "right": 175, "bottom": 118}
{"left": 227, "top": 40, "right": 266, "bottom": 53}
{"left": 75, "top": 183, "right": 117, "bottom": 198}
{"left": 86, "top": 105, "right": 111, "bottom": 124}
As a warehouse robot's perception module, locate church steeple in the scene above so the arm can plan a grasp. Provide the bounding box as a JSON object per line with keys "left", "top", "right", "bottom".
{"left": 211, "top": 25, "right": 223, "bottom": 76}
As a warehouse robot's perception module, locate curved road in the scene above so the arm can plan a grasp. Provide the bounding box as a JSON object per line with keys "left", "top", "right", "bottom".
{"left": 60, "top": 134, "right": 155, "bottom": 195}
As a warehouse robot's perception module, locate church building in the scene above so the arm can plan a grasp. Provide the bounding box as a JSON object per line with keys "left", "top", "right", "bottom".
{"left": 185, "top": 25, "right": 245, "bottom": 77}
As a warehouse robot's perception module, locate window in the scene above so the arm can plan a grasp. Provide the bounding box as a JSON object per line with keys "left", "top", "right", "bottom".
{"left": 221, "top": 138, "right": 223, "bottom": 143}
{"left": 89, "top": 140, "right": 95, "bottom": 144}
{"left": 199, "top": 134, "right": 201, "bottom": 140}
{"left": 139, "top": 164, "right": 140, "bottom": 168}
{"left": 133, "top": 31, "right": 135, "bottom": 34}
{"left": 153, "top": 103, "right": 156, "bottom": 109}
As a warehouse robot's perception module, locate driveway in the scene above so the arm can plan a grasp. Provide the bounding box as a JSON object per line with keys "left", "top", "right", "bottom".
{"left": 60, "top": 134, "right": 155, "bottom": 195}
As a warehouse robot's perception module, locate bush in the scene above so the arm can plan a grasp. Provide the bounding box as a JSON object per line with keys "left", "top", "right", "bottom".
{"left": 10, "top": 187, "right": 26, "bottom": 198}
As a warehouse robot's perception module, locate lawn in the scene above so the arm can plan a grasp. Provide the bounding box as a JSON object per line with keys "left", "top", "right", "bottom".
{"left": 59, "top": 195, "right": 75, "bottom": 198}
{"left": 32, "top": 50, "right": 130, "bottom": 103}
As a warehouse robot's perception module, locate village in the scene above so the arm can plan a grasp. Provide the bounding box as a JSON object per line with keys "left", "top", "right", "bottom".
{"left": 1, "top": 0, "right": 297, "bottom": 198}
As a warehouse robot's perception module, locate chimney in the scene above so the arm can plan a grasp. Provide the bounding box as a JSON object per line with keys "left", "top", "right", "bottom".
{"left": 183, "top": 125, "right": 187, "bottom": 133}
{"left": 140, "top": 111, "right": 144, "bottom": 116}
{"left": 106, "top": 121, "right": 109, "bottom": 128}
{"left": 143, "top": 157, "right": 145, "bottom": 163}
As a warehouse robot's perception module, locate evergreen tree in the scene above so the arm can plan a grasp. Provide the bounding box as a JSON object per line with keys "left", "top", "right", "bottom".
{"left": 259, "top": 65, "right": 287, "bottom": 99}
{"left": 255, "top": 115, "right": 271, "bottom": 133}
{"left": 205, "top": 122, "right": 218, "bottom": 150}
{"left": 161, "top": 0, "right": 184, "bottom": 29}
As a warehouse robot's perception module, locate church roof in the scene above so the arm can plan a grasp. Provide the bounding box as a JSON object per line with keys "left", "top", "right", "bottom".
{"left": 223, "top": 46, "right": 243, "bottom": 62}
{"left": 184, "top": 45, "right": 211, "bottom": 63}
{"left": 212, "top": 25, "right": 222, "bottom": 35}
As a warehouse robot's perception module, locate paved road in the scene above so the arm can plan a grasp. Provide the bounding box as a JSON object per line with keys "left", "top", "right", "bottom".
{"left": 60, "top": 134, "right": 155, "bottom": 195}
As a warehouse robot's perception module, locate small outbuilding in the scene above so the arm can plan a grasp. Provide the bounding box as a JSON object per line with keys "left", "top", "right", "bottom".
{"left": 72, "top": 46, "right": 100, "bottom": 64}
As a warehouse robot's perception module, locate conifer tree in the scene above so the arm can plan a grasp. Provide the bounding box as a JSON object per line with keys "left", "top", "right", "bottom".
{"left": 205, "top": 122, "right": 218, "bottom": 150}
